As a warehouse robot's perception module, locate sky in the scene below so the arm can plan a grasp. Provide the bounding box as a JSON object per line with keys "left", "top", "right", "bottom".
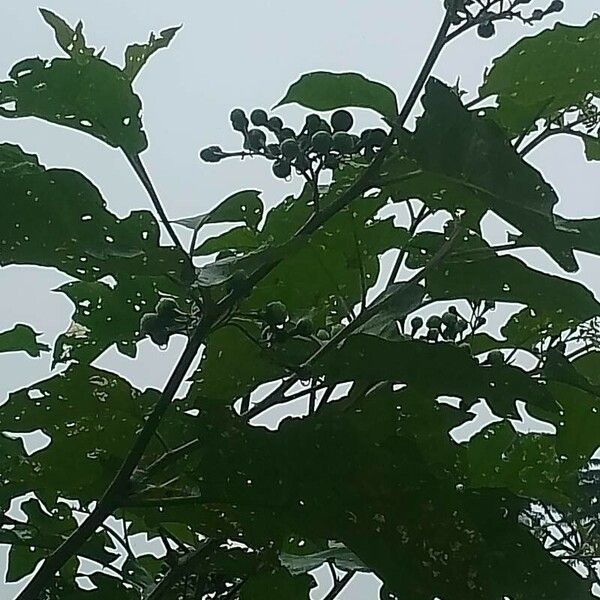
{"left": 0, "top": 1, "right": 599, "bottom": 598}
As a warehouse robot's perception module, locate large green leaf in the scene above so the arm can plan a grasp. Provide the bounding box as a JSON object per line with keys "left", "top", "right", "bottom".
{"left": 0, "top": 10, "right": 177, "bottom": 153}
{"left": 0, "top": 143, "right": 189, "bottom": 281}
{"left": 0, "top": 324, "right": 49, "bottom": 357}
{"left": 275, "top": 71, "right": 398, "bottom": 120}
{"left": 480, "top": 17, "right": 600, "bottom": 135}
{"left": 0, "top": 365, "right": 161, "bottom": 504}
{"left": 409, "top": 79, "right": 578, "bottom": 271}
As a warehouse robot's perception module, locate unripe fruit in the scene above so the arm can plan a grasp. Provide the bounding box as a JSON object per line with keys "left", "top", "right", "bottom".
{"left": 140, "top": 312, "right": 160, "bottom": 335}
{"left": 477, "top": 20, "right": 496, "bottom": 39}
{"left": 441, "top": 312, "right": 458, "bottom": 327}
{"left": 267, "top": 116, "right": 283, "bottom": 131}
{"left": 281, "top": 139, "right": 300, "bottom": 160}
{"left": 266, "top": 143, "right": 281, "bottom": 157}
{"left": 474, "top": 316, "right": 487, "bottom": 328}
{"left": 200, "top": 146, "right": 224, "bottom": 163}
{"left": 548, "top": 0, "right": 564, "bottom": 12}
{"left": 411, "top": 316, "right": 423, "bottom": 331}
{"left": 150, "top": 328, "right": 170, "bottom": 347}
{"left": 331, "top": 109, "right": 353, "bottom": 132}
{"left": 316, "top": 329, "right": 330, "bottom": 341}
{"left": 305, "top": 114, "right": 321, "bottom": 135}
{"left": 484, "top": 300, "right": 495, "bottom": 311}
{"left": 278, "top": 128, "right": 296, "bottom": 141}
{"left": 487, "top": 350, "right": 504, "bottom": 366}
{"left": 427, "top": 328, "right": 440, "bottom": 341}
{"left": 332, "top": 131, "right": 354, "bottom": 154}
{"left": 294, "top": 316, "right": 314, "bottom": 337}
{"left": 368, "top": 128, "right": 387, "bottom": 147}
{"left": 250, "top": 108, "right": 268, "bottom": 126}
{"left": 426, "top": 315, "right": 442, "bottom": 329}
{"left": 230, "top": 109, "right": 248, "bottom": 131}
{"left": 246, "top": 129, "right": 266, "bottom": 151}
{"left": 265, "top": 301, "right": 288, "bottom": 326}
{"left": 311, "top": 131, "right": 332, "bottom": 154}
{"left": 156, "top": 297, "right": 179, "bottom": 317}
{"left": 272, "top": 160, "right": 291, "bottom": 179}
{"left": 448, "top": 305, "right": 458, "bottom": 315}
{"left": 555, "top": 341, "right": 567, "bottom": 354}
{"left": 456, "top": 319, "right": 468, "bottom": 332}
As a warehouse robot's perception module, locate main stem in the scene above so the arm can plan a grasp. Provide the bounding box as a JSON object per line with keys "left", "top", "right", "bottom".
{"left": 16, "top": 10, "right": 453, "bottom": 600}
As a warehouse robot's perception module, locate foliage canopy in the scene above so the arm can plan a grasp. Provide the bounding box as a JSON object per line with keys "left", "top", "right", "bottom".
{"left": 1, "top": 1, "right": 600, "bottom": 599}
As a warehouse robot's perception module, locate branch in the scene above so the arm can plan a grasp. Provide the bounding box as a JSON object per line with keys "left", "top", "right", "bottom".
{"left": 124, "top": 152, "right": 186, "bottom": 254}
{"left": 147, "top": 539, "right": 215, "bottom": 600}
{"left": 323, "top": 571, "right": 355, "bottom": 600}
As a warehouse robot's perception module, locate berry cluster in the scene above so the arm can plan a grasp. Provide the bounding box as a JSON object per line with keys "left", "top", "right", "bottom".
{"left": 200, "top": 108, "right": 388, "bottom": 180}
{"left": 410, "top": 300, "right": 495, "bottom": 343}
{"left": 140, "top": 297, "right": 196, "bottom": 347}
{"left": 260, "top": 301, "right": 315, "bottom": 345}
{"left": 444, "top": 0, "right": 564, "bottom": 40}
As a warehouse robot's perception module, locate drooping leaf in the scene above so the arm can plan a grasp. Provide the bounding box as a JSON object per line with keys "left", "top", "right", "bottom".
{"left": 275, "top": 71, "right": 398, "bottom": 120}
{"left": 0, "top": 324, "right": 49, "bottom": 357}
{"left": 123, "top": 26, "right": 181, "bottom": 81}
{"left": 409, "top": 79, "right": 578, "bottom": 271}
{"left": 177, "top": 190, "right": 264, "bottom": 233}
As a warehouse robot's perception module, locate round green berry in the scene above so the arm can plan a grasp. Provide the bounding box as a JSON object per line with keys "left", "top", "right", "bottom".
{"left": 441, "top": 312, "right": 458, "bottom": 327}
{"left": 200, "top": 146, "right": 224, "bottom": 163}
{"left": 272, "top": 160, "right": 291, "bottom": 179}
{"left": 230, "top": 108, "right": 248, "bottom": 131}
{"left": 332, "top": 131, "right": 354, "bottom": 154}
{"left": 277, "top": 127, "right": 296, "bottom": 142}
{"left": 331, "top": 109, "right": 353, "bottom": 132}
{"left": 316, "top": 329, "right": 330, "bottom": 341}
{"left": 324, "top": 154, "right": 339, "bottom": 170}
{"left": 250, "top": 108, "right": 268, "bottom": 126}
{"left": 156, "top": 297, "right": 179, "bottom": 317}
{"left": 411, "top": 316, "right": 424, "bottom": 331}
{"left": 294, "top": 316, "right": 314, "bottom": 337}
{"left": 311, "top": 131, "right": 333, "bottom": 154}
{"left": 477, "top": 20, "right": 496, "bottom": 39}
{"left": 140, "top": 312, "right": 160, "bottom": 335}
{"left": 267, "top": 116, "right": 283, "bottom": 131}
{"left": 281, "top": 139, "right": 300, "bottom": 160}
{"left": 426, "top": 315, "right": 442, "bottom": 329}
{"left": 246, "top": 129, "right": 266, "bottom": 151}
{"left": 265, "top": 301, "right": 288, "bottom": 326}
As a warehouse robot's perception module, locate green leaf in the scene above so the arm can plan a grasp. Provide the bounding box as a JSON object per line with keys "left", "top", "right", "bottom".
{"left": 123, "top": 26, "right": 181, "bottom": 81}
{"left": 177, "top": 190, "right": 264, "bottom": 233}
{"left": 0, "top": 365, "right": 160, "bottom": 504}
{"left": 275, "top": 71, "right": 398, "bottom": 120}
{"left": 0, "top": 13, "right": 148, "bottom": 153}
{"left": 39, "top": 9, "right": 94, "bottom": 63}
{"left": 193, "top": 225, "right": 261, "bottom": 256}
{"left": 239, "top": 569, "right": 314, "bottom": 599}
{"left": 409, "top": 79, "right": 577, "bottom": 271}
{"left": 0, "top": 143, "right": 189, "bottom": 282}
{"left": 480, "top": 17, "right": 600, "bottom": 135}
{"left": 584, "top": 135, "right": 600, "bottom": 161}
{"left": 0, "top": 324, "right": 49, "bottom": 357}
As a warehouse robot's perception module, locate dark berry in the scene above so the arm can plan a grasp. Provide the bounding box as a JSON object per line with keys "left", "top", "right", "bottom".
{"left": 548, "top": 0, "right": 563, "bottom": 12}
{"left": 230, "top": 108, "right": 248, "bottom": 131}
{"left": 477, "top": 20, "right": 496, "bottom": 38}
{"left": 272, "top": 160, "right": 291, "bottom": 179}
{"left": 426, "top": 315, "right": 442, "bottom": 329}
{"left": 368, "top": 128, "right": 387, "bottom": 147}
{"left": 281, "top": 139, "right": 300, "bottom": 160}
{"left": 250, "top": 108, "right": 268, "bottom": 126}
{"left": 156, "top": 298, "right": 179, "bottom": 317}
{"left": 267, "top": 116, "right": 283, "bottom": 131}
{"left": 265, "top": 301, "right": 288, "bottom": 326}
{"left": 311, "top": 131, "right": 333, "bottom": 154}
{"left": 266, "top": 143, "right": 281, "bottom": 157}
{"left": 246, "top": 129, "right": 266, "bottom": 151}
{"left": 487, "top": 350, "right": 504, "bottom": 366}
{"left": 294, "top": 316, "right": 314, "bottom": 337}
{"left": 200, "top": 146, "right": 224, "bottom": 163}
{"left": 331, "top": 109, "right": 353, "bottom": 132}
{"left": 277, "top": 127, "right": 296, "bottom": 142}
{"left": 332, "top": 131, "right": 354, "bottom": 154}
{"left": 411, "top": 316, "right": 423, "bottom": 331}
{"left": 140, "top": 312, "right": 160, "bottom": 335}
{"left": 305, "top": 114, "right": 321, "bottom": 135}
{"left": 324, "top": 154, "right": 339, "bottom": 170}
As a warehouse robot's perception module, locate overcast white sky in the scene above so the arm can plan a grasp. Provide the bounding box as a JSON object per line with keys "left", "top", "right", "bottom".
{"left": 1, "top": 1, "right": 599, "bottom": 598}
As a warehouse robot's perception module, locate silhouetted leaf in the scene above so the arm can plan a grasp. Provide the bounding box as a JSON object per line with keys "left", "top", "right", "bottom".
{"left": 276, "top": 71, "right": 398, "bottom": 119}
{"left": 123, "top": 26, "right": 181, "bottom": 81}
{"left": 0, "top": 324, "right": 49, "bottom": 357}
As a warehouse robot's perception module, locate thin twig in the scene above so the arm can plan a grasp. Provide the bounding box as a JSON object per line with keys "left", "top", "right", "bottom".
{"left": 124, "top": 152, "right": 186, "bottom": 254}
{"left": 323, "top": 571, "right": 355, "bottom": 600}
